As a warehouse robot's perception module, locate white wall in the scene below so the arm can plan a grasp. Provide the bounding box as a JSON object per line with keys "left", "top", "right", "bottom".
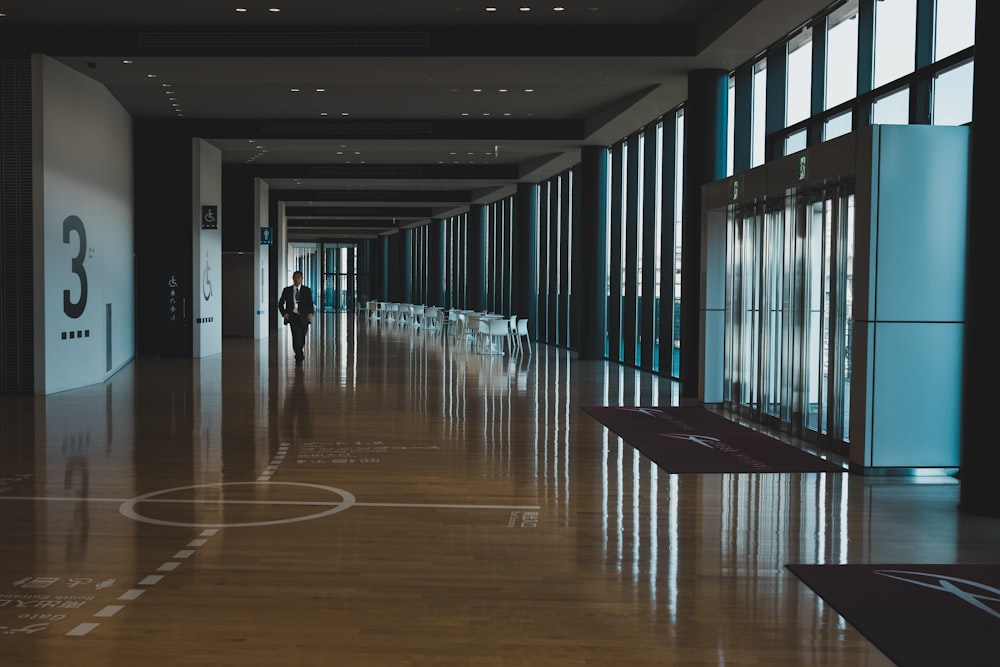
{"left": 34, "top": 55, "right": 135, "bottom": 395}
{"left": 254, "top": 178, "right": 270, "bottom": 339}
{"left": 192, "top": 139, "right": 222, "bottom": 358}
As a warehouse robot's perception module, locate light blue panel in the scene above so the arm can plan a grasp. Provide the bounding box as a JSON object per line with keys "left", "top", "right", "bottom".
{"left": 874, "top": 125, "right": 968, "bottom": 323}
{"left": 700, "top": 309, "right": 725, "bottom": 404}
{"left": 848, "top": 320, "right": 876, "bottom": 467}
{"left": 702, "top": 210, "right": 727, "bottom": 310}
{"left": 870, "top": 322, "right": 963, "bottom": 467}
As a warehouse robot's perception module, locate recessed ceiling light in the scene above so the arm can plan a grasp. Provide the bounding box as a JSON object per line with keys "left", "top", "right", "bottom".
{"left": 519, "top": 6, "right": 531, "bottom": 11}
{"left": 122, "top": 59, "right": 133, "bottom": 64}
{"left": 461, "top": 112, "right": 470, "bottom": 116}
{"left": 315, "top": 88, "right": 325, "bottom": 92}
{"left": 320, "top": 112, "right": 328, "bottom": 116}
{"left": 485, "top": 7, "right": 497, "bottom": 12}
{"left": 341, "top": 112, "right": 350, "bottom": 116}
{"left": 473, "top": 88, "right": 482, "bottom": 93}
{"left": 498, "top": 88, "right": 508, "bottom": 93}
{"left": 236, "top": 8, "right": 248, "bottom": 13}
{"left": 524, "top": 88, "right": 535, "bottom": 92}
{"left": 290, "top": 88, "right": 300, "bottom": 92}
{"left": 146, "top": 73, "right": 157, "bottom": 78}
{"left": 268, "top": 7, "right": 281, "bottom": 12}
{"left": 554, "top": 6, "right": 565, "bottom": 11}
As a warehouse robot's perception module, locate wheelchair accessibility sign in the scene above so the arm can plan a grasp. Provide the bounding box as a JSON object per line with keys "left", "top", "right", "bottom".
{"left": 201, "top": 205, "right": 218, "bottom": 230}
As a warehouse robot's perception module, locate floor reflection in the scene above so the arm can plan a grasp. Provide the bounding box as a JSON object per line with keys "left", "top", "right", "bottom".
{"left": 0, "top": 313, "right": 996, "bottom": 666}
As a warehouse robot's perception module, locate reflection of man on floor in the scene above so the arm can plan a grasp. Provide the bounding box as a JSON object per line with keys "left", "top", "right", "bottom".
{"left": 277, "top": 271, "right": 314, "bottom": 366}
{"left": 283, "top": 368, "right": 311, "bottom": 443}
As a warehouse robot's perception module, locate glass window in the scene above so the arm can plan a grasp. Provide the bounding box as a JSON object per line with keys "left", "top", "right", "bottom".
{"left": 752, "top": 59, "right": 767, "bottom": 168}
{"left": 727, "top": 75, "right": 735, "bottom": 177}
{"left": 784, "top": 129, "right": 807, "bottom": 155}
{"left": 786, "top": 28, "right": 812, "bottom": 126}
{"left": 874, "top": 0, "right": 916, "bottom": 88}
{"left": 935, "top": 0, "right": 975, "bottom": 61}
{"left": 871, "top": 88, "right": 909, "bottom": 124}
{"left": 933, "top": 61, "right": 974, "bottom": 126}
{"left": 826, "top": 0, "right": 859, "bottom": 109}
{"left": 673, "top": 109, "right": 685, "bottom": 378}
{"left": 824, "top": 110, "right": 853, "bottom": 141}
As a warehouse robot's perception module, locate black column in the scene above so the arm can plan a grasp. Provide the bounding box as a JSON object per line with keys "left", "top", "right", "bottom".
{"left": 958, "top": 2, "right": 997, "bottom": 516}
{"left": 467, "top": 204, "right": 487, "bottom": 312}
{"left": 134, "top": 121, "right": 194, "bottom": 357}
{"left": 0, "top": 56, "right": 34, "bottom": 392}
{"left": 402, "top": 229, "right": 413, "bottom": 304}
{"left": 427, "top": 220, "right": 445, "bottom": 307}
{"left": 680, "top": 70, "right": 728, "bottom": 400}
{"left": 378, "top": 236, "right": 390, "bottom": 302}
{"left": 575, "top": 146, "right": 609, "bottom": 360}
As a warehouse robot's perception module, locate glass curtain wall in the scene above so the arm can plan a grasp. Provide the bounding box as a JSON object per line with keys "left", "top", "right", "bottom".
{"left": 394, "top": 0, "right": 971, "bottom": 396}
{"left": 753, "top": 0, "right": 975, "bottom": 157}
{"left": 320, "top": 243, "right": 351, "bottom": 313}
{"left": 288, "top": 243, "right": 319, "bottom": 307}
{"left": 671, "top": 110, "right": 685, "bottom": 379}
{"left": 600, "top": 123, "right": 678, "bottom": 375}
{"left": 483, "top": 197, "right": 513, "bottom": 315}
{"left": 714, "top": 0, "right": 973, "bottom": 450}
{"left": 538, "top": 172, "right": 574, "bottom": 347}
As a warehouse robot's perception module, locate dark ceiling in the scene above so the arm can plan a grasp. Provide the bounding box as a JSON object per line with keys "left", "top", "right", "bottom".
{"left": 0, "top": 1, "right": 830, "bottom": 241}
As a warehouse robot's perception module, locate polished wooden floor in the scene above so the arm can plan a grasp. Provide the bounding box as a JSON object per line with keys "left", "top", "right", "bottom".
{"left": 2, "top": 313, "right": 998, "bottom": 666}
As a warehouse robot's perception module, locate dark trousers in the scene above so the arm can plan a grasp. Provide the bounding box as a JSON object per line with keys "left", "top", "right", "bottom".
{"left": 288, "top": 315, "right": 309, "bottom": 361}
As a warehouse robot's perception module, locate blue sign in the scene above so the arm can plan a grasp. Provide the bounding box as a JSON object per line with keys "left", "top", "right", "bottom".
{"left": 260, "top": 227, "right": 273, "bottom": 245}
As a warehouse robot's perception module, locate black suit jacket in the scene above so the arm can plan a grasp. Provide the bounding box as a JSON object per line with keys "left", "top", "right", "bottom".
{"left": 277, "top": 284, "right": 315, "bottom": 324}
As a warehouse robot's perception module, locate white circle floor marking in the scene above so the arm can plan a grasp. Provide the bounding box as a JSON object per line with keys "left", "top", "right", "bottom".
{"left": 118, "top": 481, "right": 356, "bottom": 528}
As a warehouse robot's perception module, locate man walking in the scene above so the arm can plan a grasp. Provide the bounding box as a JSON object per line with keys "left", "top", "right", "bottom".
{"left": 277, "top": 270, "right": 314, "bottom": 366}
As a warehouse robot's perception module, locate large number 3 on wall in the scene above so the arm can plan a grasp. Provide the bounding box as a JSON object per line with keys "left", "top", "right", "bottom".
{"left": 62, "top": 215, "right": 88, "bottom": 319}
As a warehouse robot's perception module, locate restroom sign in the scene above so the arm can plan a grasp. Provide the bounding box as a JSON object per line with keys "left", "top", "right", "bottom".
{"left": 201, "top": 206, "right": 218, "bottom": 230}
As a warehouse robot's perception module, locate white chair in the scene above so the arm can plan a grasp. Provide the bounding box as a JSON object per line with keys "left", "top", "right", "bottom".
{"left": 507, "top": 315, "right": 520, "bottom": 354}
{"left": 424, "top": 306, "right": 440, "bottom": 334}
{"left": 411, "top": 304, "right": 425, "bottom": 329}
{"left": 457, "top": 313, "right": 472, "bottom": 348}
{"left": 515, "top": 318, "right": 530, "bottom": 354}
{"left": 445, "top": 310, "right": 459, "bottom": 338}
{"left": 465, "top": 314, "right": 482, "bottom": 350}
{"left": 486, "top": 317, "right": 511, "bottom": 355}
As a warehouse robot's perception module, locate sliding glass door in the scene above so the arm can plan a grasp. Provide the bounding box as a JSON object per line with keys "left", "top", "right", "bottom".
{"left": 723, "top": 186, "right": 853, "bottom": 452}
